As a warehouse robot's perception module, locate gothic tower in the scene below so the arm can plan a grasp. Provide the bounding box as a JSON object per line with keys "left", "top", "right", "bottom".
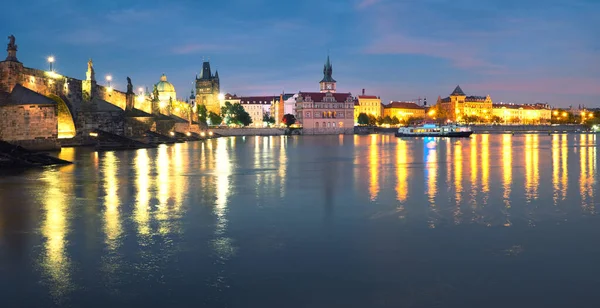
{"left": 319, "top": 55, "right": 336, "bottom": 93}
{"left": 195, "top": 61, "right": 221, "bottom": 114}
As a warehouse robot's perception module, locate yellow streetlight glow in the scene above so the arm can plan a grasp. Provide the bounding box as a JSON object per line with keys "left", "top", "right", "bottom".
{"left": 48, "top": 56, "right": 55, "bottom": 63}
{"left": 553, "top": 111, "right": 559, "bottom": 116}
{"left": 562, "top": 112, "right": 567, "bottom": 117}
{"left": 217, "top": 93, "right": 225, "bottom": 101}
{"left": 106, "top": 75, "right": 112, "bottom": 81}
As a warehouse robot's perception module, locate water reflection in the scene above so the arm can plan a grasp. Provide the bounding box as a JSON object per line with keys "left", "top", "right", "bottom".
{"left": 579, "top": 134, "right": 597, "bottom": 213}
{"left": 134, "top": 149, "right": 151, "bottom": 237}
{"left": 424, "top": 138, "right": 438, "bottom": 228}
{"left": 396, "top": 139, "right": 408, "bottom": 203}
{"left": 524, "top": 134, "right": 540, "bottom": 202}
{"left": 480, "top": 134, "right": 490, "bottom": 204}
{"left": 368, "top": 135, "right": 379, "bottom": 201}
{"left": 40, "top": 170, "right": 73, "bottom": 300}
{"left": 103, "top": 151, "right": 121, "bottom": 251}
{"left": 502, "top": 134, "right": 512, "bottom": 226}
{"left": 453, "top": 141, "right": 463, "bottom": 224}
{"left": 213, "top": 138, "right": 235, "bottom": 262}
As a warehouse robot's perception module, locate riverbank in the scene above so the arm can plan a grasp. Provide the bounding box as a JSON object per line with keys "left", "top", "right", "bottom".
{"left": 370, "top": 124, "right": 588, "bottom": 134}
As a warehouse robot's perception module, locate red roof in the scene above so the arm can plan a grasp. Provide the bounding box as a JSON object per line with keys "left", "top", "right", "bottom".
{"left": 298, "top": 92, "right": 353, "bottom": 102}
{"left": 384, "top": 101, "right": 424, "bottom": 110}
{"left": 238, "top": 96, "right": 278, "bottom": 104}
{"left": 358, "top": 95, "right": 379, "bottom": 99}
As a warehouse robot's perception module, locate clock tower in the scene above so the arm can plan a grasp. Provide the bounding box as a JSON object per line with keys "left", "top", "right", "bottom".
{"left": 319, "top": 55, "right": 336, "bottom": 93}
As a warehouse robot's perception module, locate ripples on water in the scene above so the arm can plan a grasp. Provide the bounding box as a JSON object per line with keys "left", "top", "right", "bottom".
{"left": 0, "top": 134, "right": 598, "bottom": 307}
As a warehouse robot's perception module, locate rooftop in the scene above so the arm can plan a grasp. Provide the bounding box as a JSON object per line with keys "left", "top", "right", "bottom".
{"left": 384, "top": 101, "right": 424, "bottom": 110}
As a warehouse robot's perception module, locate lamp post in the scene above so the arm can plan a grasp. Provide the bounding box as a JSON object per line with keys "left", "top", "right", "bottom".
{"left": 47, "top": 56, "right": 55, "bottom": 72}
{"left": 106, "top": 75, "right": 112, "bottom": 88}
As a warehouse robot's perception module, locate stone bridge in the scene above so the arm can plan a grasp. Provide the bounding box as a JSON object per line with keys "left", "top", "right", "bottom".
{"left": 0, "top": 41, "right": 199, "bottom": 145}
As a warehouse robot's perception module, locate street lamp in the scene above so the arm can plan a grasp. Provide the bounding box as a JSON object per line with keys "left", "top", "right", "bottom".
{"left": 106, "top": 75, "right": 112, "bottom": 87}
{"left": 47, "top": 56, "right": 55, "bottom": 71}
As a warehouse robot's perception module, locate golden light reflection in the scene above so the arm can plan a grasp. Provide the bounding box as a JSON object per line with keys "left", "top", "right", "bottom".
{"left": 502, "top": 134, "right": 512, "bottom": 226}
{"left": 579, "top": 135, "right": 596, "bottom": 213}
{"left": 134, "top": 149, "right": 150, "bottom": 236}
{"left": 481, "top": 134, "right": 490, "bottom": 204}
{"left": 396, "top": 139, "right": 408, "bottom": 203}
{"left": 552, "top": 134, "right": 560, "bottom": 204}
{"left": 155, "top": 145, "right": 173, "bottom": 235}
{"left": 279, "top": 136, "right": 287, "bottom": 198}
{"left": 560, "top": 134, "right": 568, "bottom": 200}
{"left": 103, "top": 151, "right": 121, "bottom": 250}
{"left": 57, "top": 147, "right": 75, "bottom": 172}
{"left": 524, "top": 135, "right": 539, "bottom": 202}
{"left": 425, "top": 139, "right": 437, "bottom": 228}
{"left": 213, "top": 138, "right": 236, "bottom": 260}
{"left": 469, "top": 135, "right": 478, "bottom": 208}
{"left": 368, "top": 135, "right": 379, "bottom": 201}
{"left": 41, "top": 170, "right": 73, "bottom": 299}
{"left": 453, "top": 141, "right": 463, "bottom": 225}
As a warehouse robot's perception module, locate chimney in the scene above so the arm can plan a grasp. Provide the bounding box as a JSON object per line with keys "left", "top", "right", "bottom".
{"left": 362, "top": 89, "right": 365, "bottom": 95}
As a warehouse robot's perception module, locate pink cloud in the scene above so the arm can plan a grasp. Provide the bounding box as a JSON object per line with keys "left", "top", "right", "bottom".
{"left": 363, "top": 33, "right": 503, "bottom": 71}
{"left": 356, "top": 0, "right": 380, "bottom": 9}
{"left": 465, "top": 77, "right": 600, "bottom": 96}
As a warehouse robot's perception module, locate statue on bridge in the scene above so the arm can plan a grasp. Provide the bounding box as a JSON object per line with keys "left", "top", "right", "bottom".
{"left": 86, "top": 58, "right": 96, "bottom": 81}
{"left": 5, "top": 34, "right": 18, "bottom": 62}
{"left": 7, "top": 35, "right": 16, "bottom": 50}
{"left": 126, "top": 77, "right": 133, "bottom": 94}
{"left": 152, "top": 85, "right": 159, "bottom": 101}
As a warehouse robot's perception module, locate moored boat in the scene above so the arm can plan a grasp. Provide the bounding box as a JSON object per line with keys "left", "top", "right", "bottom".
{"left": 395, "top": 123, "right": 473, "bottom": 138}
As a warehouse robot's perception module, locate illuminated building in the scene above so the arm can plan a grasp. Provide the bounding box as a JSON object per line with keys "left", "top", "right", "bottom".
{"left": 437, "top": 85, "right": 492, "bottom": 122}
{"left": 155, "top": 74, "right": 177, "bottom": 105}
{"left": 356, "top": 89, "right": 382, "bottom": 121}
{"left": 295, "top": 56, "right": 355, "bottom": 134}
{"left": 492, "top": 103, "right": 552, "bottom": 124}
{"left": 195, "top": 61, "right": 221, "bottom": 114}
{"left": 238, "top": 96, "right": 276, "bottom": 127}
{"left": 382, "top": 101, "right": 425, "bottom": 122}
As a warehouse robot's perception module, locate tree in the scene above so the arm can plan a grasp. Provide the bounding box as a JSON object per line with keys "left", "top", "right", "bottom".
{"left": 357, "top": 113, "right": 370, "bottom": 125}
{"left": 376, "top": 116, "right": 384, "bottom": 126}
{"left": 208, "top": 111, "right": 222, "bottom": 126}
{"left": 406, "top": 116, "right": 424, "bottom": 126}
{"left": 490, "top": 115, "right": 502, "bottom": 124}
{"left": 583, "top": 117, "right": 600, "bottom": 129}
{"left": 432, "top": 104, "right": 450, "bottom": 123}
{"left": 221, "top": 101, "right": 253, "bottom": 126}
{"left": 382, "top": 115, "right": 392, "bottom": 125}
{"left": 391, "top": 116, "right": 400, "bottom": 125}
{"left": 263, "top": 112, "right": 276, "bottom": 126}
{"left": 282, "top": 114, "right": 296, "bottom": 127}
{"left": 197, "top": 104, "right": 208, "bottom": 125}
{"left": 368, "top": 114, "right": 377, "bottom": 126}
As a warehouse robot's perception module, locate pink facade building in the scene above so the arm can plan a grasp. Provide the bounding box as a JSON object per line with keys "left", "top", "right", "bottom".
{"left": 295, "top": 56, "right": 355, "bottom": 134}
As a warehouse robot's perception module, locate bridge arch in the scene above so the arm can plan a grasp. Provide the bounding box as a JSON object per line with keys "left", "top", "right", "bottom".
{"left": 47, "top": 94, "right": 76, "bottom": 139}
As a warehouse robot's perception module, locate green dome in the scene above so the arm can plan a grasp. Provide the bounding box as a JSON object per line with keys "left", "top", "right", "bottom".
{"left": 156, "top": 74, "right": 175, "bottom": 93}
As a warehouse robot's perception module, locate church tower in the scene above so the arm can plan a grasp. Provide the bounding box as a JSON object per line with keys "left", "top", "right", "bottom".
{"left": 319, "top": 55, "right": 336, "bottom": 93}
{"left": 195, "top": 61, "right": 221, "bottom": 114}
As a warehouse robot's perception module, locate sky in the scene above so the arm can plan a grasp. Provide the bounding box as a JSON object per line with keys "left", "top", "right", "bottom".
{"left": 1, "top": 0, "right": 599, "bottom": 107}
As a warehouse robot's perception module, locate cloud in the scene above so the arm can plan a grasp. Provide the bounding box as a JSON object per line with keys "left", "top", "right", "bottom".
{"left": 363, "top": 33, "right": 504, "bottom": 71}
{"left": 171, "top": 43, "right": 232, "bottom": 55}
{"left": 59, "top": 28, "right": 117, "bottom": 45}
{"left": 356, "top": 0, "right": 380, "bottom": 9}
{"left": 465, "top": 77, "right": 600, "bottom": 96}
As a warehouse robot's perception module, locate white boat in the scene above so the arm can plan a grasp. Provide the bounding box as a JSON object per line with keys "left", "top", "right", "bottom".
{"left": 395, "top": 123, "right": 473, "bottom": 138}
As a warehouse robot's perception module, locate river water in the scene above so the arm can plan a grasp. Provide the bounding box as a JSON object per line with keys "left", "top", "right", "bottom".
{"left": 0, "top": 134, "right": 599, "bottom": 307}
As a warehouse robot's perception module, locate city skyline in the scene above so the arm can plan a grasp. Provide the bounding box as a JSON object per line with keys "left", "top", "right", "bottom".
{"left": 3, "top": 0, "right": 599, "bottom": 107}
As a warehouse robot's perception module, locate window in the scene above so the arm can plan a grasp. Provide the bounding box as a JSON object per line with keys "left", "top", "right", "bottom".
{"left": 306, "top": 112, "right": 310, "bottom": 117}
{"left": 322, "top": 122, "right": 326, "bottom": 128}
{"left": 327, "top": 122, "right": 331, "bottom": 127}
{"left": 339, "top": 122, "right": 343, "bottom": 127}
{"left": 315, "top": 122, "right": 319, "bottom": 128}
{"left": 333, "top": 122, "right": 336, "bottom": 128}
